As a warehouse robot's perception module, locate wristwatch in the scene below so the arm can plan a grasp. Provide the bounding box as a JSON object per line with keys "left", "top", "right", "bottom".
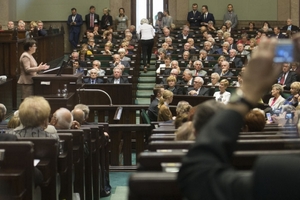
{"left": 229, "top": 88, "right": 255, "bottom": 110}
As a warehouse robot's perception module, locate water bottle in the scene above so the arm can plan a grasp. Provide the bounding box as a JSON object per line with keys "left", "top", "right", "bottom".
{"left": 62, "top": 84, "right": 68, "bottom": 97}
{"left": 94, "top": 110, "right": 98, "bottom": 124}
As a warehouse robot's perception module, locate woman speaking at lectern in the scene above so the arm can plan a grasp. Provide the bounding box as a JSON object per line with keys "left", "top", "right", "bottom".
{"left": 18, "top": 39, "right": 49, "bottom": 98}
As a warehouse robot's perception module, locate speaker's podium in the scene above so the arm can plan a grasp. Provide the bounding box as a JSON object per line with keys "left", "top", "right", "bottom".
{"left": 32, "top": 69, "right": 83, "bottom": 113}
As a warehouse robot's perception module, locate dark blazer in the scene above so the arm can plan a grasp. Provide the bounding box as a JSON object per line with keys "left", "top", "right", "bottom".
{"left": 85, "top": 13, "right": 100, "bottom": 30}
{"left": 228, "top": 57, "right": 243, "bottom": 68}
{"left": 38, "top": 29, "right": 47, "bottom": 36}
{"left": 278, "top": 71, "right": 297, "bottom": 90}
{"left": 83, "top": 77, "right": 104, "bottom": 84}
{"left": 282, "top": 25, "right": 299, "bottom": 32}
{"left": 148, "top": 98, "right": 159, "bottom": 122}
{"left": 187, "top": 87, "right": 209, "bottom": 96}
{"left": 272, "top": 33, "right": 286, "bottom": 39}
{"left": 100, "top": 14, "right": 113, "bottom": 30}
{"left": 229, "top": 43, "right": 237, "bottom": 50}
{"left": 110, "top": 61, "right": 130, "bottom": 68}
{"left": 0, "top": 133, "right": 17, "bottom": 141}
{"left": 187, "top": 10, "right": 201, "bottom": 27}
{"left": 107, "top": 76, "right": 129, "bottom": 84}
{"left": 200, "top": 12, "right": 215, "bottom": 25}
{"left": 67, "top": 14, "right": 83, "bottom": 33}
{"left": 177, "top": 33, "right": 193, "bottom": 40}
{"left": 165, "top": 86, "right": 183, "bottom": 95}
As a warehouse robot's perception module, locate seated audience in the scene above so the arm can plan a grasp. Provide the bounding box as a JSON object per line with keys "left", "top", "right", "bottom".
{"left": 72, "top": 60, "right": 84, "bottom": 74}
{"left": 148, "top": 85, "right": 164, "bottom": 121}
{"left": 268, "top": 84, "right": 286, "bottom": 110}
{"left": 165, "top": 76, "right": 183, "bottom": 95}
{"left": 213, "top": 79, "right": 231, "bottom": 104}
{"left": 17, "top": 20, "right": 26, "bottom": 31}
{"left": 87, "top": 38, "right": 99, "bottom": 53}
{"left": 283, "top": 81, "right": 300, "bottom": 107}
{"left": 277, "top": 63, "right": 297, "bottom": 90}
{"left": 224, "top": 20, "right": 233, "bottom": 33}
{"left": 199, "top": 50, "right": 214, "bottom": 61}
{"left": 164, "top": 60, "right": 180, "bottom": 76}
{"left": 0, "top": 103, "right": 7, "bottom": 125}
{"left": 182, "top": 69, "right": 194, "bottom": 86}
{"left": 237, "top": 33, "right": 250, "bottom": 45}
{"left": 84, "top": 68, "right": 104, "bottom": 84}
{"left": 50, "top": 107, "right": 79, "bottom": 129}
{"left": 156, "top": 56, "right": 171, "bottom": 75}
{"left": 217, "top": 41, "right": 230, "bottom": 55}
{"left": 156, "top": 48, "right": 167, "bottom": 61}
{"left": 177, "top": 25, "right": 192, "bottom": 39}
{"left": 7, "top": 111, "right": 20, "bottom": 129}
{"left": 242, "top": 109, "right": 266, "bottom": 132}
{"left": 71, "top": 108, "right": 85, "bottom": 125}
{"left": 261, "top": 21, "right": 272, "bottom": 32}
{"left": 107, "top": 67, "right": 129, "bottom": 84}
{"left": 231, "top": 71, "right": 243, "bottom": 87}
{"left": 13, "top": 96, "right": 59, "bottom": 139}
{"left": 157, "top": 90, "right": 173, "bottom": 122}
{"left": 246, "top": 21, "right": 256, "bottom": 31}
{"left": 101, "top": 42, "right": 113, "bottom": 55}
{"left": 281, "top": 18, "right": 300, "bottom": 32}
{"left": 37, "top": 20, "right": 47, "bottom": 36}
{"left": 177, "top": 37, "right": 300, "bottom": 200}
{"left": 110, "top": 54, "right": 130, "bottom": 68}
{"left": 7, "top": 21, "right": 14, "bottom": 30}
{"left": 174, "top": 101, "right": 192, "bottom": 129}
{"left": 188, "top": 77, "right": 209, "bottom": 96}
{"left": 213, "top": 55, "right": 226, "bottom": 71}
{"left": 118, "top": 48, "right": 131, "bottom": 62}
{"left": 187, "top": 38, "right": 198, "bottom": 50}
{"left": 237, "top": 43, "right": 251, "bottom": 61}
{"left": 207, "top": 72, "right": 220, "bottom": 86}
{"left": 272, "top": 26, "right": 286, "bottom": 39}
{"left": 74, "top": 104, "right": 90, "bottom": 125}
{"left": 217, "top": 61, "right": 234, "bottom": 77}
{"left": 207, "top": 21, "right": 216, "bottom": 32}
{"left": 87, "top": 60, "right": 105, "bottom": 76}
{"left": 228, "top": 49, "right": 243, "bottom": 68}
{"left": 179, "top": 43, "right": 196, "bottom": 55}
{"left": 245, "top": 38, "right": 257, "bottom": 50}
{"left": 161, "top": 68, "right": 180, "bottom": 84}
{"left": 191, "top": 60, "right": 207, "bottom": 76}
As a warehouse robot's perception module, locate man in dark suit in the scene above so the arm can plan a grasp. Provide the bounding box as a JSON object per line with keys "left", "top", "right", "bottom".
{"left": 177, "top": 25, "right": 193, "bottom": 40}
{"left": 187, "top": 3, "right": 201, "bottom": 27}
{"left": 109, "top": 54, "right": 130, "bottom": 68}
{"left": 179, "top": 43, "right": 196, "bottom": 55}
{"left": 182, "top": 69, "right": 194, "bottom": 86}
{"left": 187, "top": 77, "right": 209, "bottom": 96}
{"left": 107, "top": 67, "right": 129, "bottom": 84}
{"left": 228, "top": 49, "right": 243, "bottom": 68}
{"left": 272, "top": 26, "right": 286, "bottom": 39}
{"left": 67, "top": 8, "right": 83, "bottom": 49}
{"left": 200, "top": 5, "right": 215, "bottom": 26}
{"left": 37, "top": 20, "right": 47, "bottom": 36}
{"left": 216, "top": 61, "right": 234, "bottom": 77}
{"left": 148, "top": 85, "right": 164, "bottom": 122}
{"left": 281, "top": 19, "right": 300, "bottom": 32}
{"left": 226, "top": 37, "right": 237, "bottom": 50}
{"left": 278, "top": 63, "right": 297, "bottom": 90}
{"left": 83, "top": 68, "right": 104, "bottom": 84}
{"left": 85, "top": 6, "right": 100, "bottom": 32}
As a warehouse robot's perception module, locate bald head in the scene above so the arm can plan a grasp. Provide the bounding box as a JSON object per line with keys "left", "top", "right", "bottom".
{"left": 72, "top": 109, "right": 85, "bottom": 125}
{"left": 51, "top": 108, "right": 73, "bottom": 129}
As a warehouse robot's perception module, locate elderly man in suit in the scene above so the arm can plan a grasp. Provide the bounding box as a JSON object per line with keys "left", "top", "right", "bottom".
{"left": 273, "top": 26, "right": 286, "bottom": 39}
{"left": 237, "top": 43, "right": 251, "bottom": 61}
{"left": 282, "top": 19, "right": 300, "bottom": 32}
{"left": 188, "top": 77, "right": 209, "bottom": 96}
{"left": 110, "top": 54, "right": 130, "bottom": 68}
{"left": 217, "top": 61, "right": 234, "bottom": 77}
{"left": 200, "top": 5, "right": 215, "bottom": 26}
{"left": 278, "top": 63, "right": 297, "bottom": 90}
{"left": 191, "top": 60, "right": 207, "bottom": 76}
{"left": 177, "top": 25, "right": 193, "bottom": 40}
{"left": 187, "top": 3, "right": 201, "bottom": 27}
{"left": 182, "top": 69, "right": 194, "bottom": 86}
{"left": 228, "top": 49, "right": 243, "bottom": 68}
{"left": 67, "top": 8, "right": 83, "bottom": 49}
{"left": 85, "top": 5, "right": 100, "bottom": 32}
{"left": 223, "top": 4, "right": 238, "bottom": 29}
{"left": 107, "top": 67, "right": 129, "bottom": 84}
{"left": 84, "top": 68, "right": 104, "bottom": 84}
{"left": 87, "top": 60, "right": 105, "bottom": 76}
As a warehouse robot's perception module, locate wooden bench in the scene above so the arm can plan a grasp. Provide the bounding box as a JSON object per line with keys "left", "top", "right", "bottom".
{"left": 57, "top": 133, "right": 73, "bottom": 200}
{"left": 0, "top": 141, "right": 34, "bottom": 200}
{"left": 148, "top": 139, "right": 300, "bottom": 151}
{"left": 128, "top": 172, "right": 183, "bottom": 200}
{"left": 18, "top": 138, "right": 58, "bottom": 200}
{"left": 57, "top": 129, "right": 85, "bottom": 200}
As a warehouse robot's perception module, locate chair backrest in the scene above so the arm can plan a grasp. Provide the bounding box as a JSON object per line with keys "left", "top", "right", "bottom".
{"left": 0, "top": 141, "right": 34, "bottom": 200}
{"left": 141, "top": 109, "right": 151, "bottom": 124}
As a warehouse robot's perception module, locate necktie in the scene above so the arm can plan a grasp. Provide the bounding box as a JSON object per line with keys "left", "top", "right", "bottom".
{"left": 196, "top": 71, "right": 198, "bottom": 76}
{"left": 204, "top": 13, "right": 207, "bottom": 20}
{"left": 91, "top": 79, "right": 95, "bottom": 84}
{"left": 280, "top": 73, "right": 285, "bottom": 84}
{"left": 90, "top": 14, "right": 94, "bottom": 27}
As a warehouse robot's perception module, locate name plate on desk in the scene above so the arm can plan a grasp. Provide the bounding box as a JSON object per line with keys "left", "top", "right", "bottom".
{"left": 41, "top": 81, "right": 51, "bottom": 85}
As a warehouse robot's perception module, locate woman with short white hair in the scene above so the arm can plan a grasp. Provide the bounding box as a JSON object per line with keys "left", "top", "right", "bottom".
{"left": 137, "top": 18, "right": 155, "bottom": 73}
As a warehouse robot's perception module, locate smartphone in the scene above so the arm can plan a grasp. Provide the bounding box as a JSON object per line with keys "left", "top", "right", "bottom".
{"left": 266, "top": 113, "right": 272, "bottom": 122}
{"left": 273, "top": 39, "right": 294, "bottom": 63}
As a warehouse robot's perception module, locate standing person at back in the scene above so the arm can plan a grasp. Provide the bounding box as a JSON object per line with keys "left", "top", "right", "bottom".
{"left": 85, "top": 6, "right": 100, "bottom": 33}
{"left": 200, "top": 5, "right": 215, "bottom": 26}
{"left": 116, "top": 8, "right": 128, "bottom": 31}
{"left": 137, "top": 18, "right": 155, "bottom": 73}
{"left": 67, "top": 8, "right": 83, "bottom": 49}
{"left": 162, "top": 10, "right": 173, "bottom": 29}
{"left": 187, "top": 3, "right": 201, "bottom": 27}
{"left": 223, "top": 4, "right": 238, "bottom": 29}
{"left": 101, "top": 8, "right": 113, "bottom": 30}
